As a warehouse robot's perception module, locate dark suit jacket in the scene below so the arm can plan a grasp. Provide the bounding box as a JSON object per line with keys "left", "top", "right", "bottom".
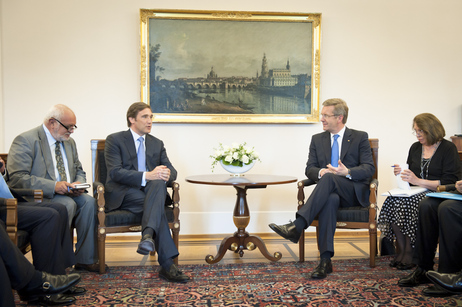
{"left": 305, "top": 127, "right": 375, "bottom": 207}
{"left": 104, "top": 130, "right": 177, "bottom": 211}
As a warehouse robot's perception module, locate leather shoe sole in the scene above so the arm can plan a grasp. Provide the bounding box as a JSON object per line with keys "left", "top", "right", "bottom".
{"left": 422, "top": 285, "right": 453, "bottom": 297}
{"left": 24, "top": 294, "right": 76, "bottom": 306}
{"left": 63, "top": 286, "right": 86, "bottom": 296}
{"left": 137, "top": 236, "right": 155, "bottom": 255}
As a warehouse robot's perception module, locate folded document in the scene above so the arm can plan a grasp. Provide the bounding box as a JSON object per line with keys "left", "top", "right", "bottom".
{"left": 426, "top": 192, "right": 462, "bottom": 201}
{"left": 381, "top": 186, "right": 428, "bottom": 197}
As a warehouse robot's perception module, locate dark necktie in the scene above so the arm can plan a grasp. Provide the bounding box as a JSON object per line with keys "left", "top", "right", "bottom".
{"left": 331, "top": 134, "right": 339, "bottom": 167}
{"left": 137, "top": 137, "right": 146, "bottom": 172}
{"left": 55, "top": 141, "right": 67, "bottom": 182}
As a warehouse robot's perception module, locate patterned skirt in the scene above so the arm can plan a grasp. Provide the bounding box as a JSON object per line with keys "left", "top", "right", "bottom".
{"left": 377, "top": 190, "right": 430, "bottom": 247}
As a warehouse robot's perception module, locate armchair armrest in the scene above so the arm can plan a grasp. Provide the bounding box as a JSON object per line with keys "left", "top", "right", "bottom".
{"left": 0, "top": 197, "right": 19, "bottom": 244}
{"left": 168, "top": 181, "right": 180, "bottom": 232}
{"left": 92, "top": 181, "right": 106, "bottom": 229}
{"left": 437, "top": 184, "right": 456, "bottom": 192}
{"left": 13, "top": 188, "right": 43, "bottom": 203}
{"left": 297, "top": 179, "right": 316, "bottom": 209}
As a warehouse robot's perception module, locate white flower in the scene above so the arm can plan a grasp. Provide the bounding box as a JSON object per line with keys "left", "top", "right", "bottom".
{"left": 210, "top": 142, "right": 261, "bottom": 171}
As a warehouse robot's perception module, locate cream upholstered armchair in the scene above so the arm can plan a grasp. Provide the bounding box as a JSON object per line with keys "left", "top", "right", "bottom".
{"left": 90, "top": 140, "right": 181, "bottom": 274}
{"left": 296, "top": 139, "right": 379, "bottom": 268}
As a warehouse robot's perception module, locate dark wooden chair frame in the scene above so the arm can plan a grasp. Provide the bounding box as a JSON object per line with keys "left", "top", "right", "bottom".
{"left": 90, "top": 139, "right": 181, "bottom": 274}
{"left": 296, "top": 139, "right": 379, "bottom": 268}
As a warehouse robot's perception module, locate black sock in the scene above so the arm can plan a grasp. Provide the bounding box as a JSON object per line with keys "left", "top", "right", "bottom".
{"left": 142, "top": 227, "right": 154, "bottom": 237}
{"left": 321, "top": 251, "right": 333, "bottom": 260}
{"left": 294, "top": 217, "right": 307, "bottom": 233}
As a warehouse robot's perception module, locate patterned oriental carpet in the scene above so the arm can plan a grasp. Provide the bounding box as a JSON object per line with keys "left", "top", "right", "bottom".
{"left": 15, "top": 256, "right": 462, "bottom": 306}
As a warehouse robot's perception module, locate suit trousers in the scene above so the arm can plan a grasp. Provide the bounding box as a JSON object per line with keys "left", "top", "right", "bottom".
{"left": 120, "top": 180, "right": 179, "bottom": 266}
{"left": 0, "top": 223, "right": 36, "bottom": 307}
{"left": 42, "top": 193, "right": 98, "bottom": 265}
{"left": 297, "top": 173, "right": 363, "bottom": 255}
{"left": 413, "top": 197, "right": 462, "bottom": 273}
{"left": 0, "top": 202, "right": 75, "bottom": 275}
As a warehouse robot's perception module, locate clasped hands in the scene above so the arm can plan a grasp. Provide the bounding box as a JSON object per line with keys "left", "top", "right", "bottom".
{"left": 55, "top": 181, "right": 85, "bottom": 196}
{"left": 321, "top": 160, "right": 349, "bottom": 177}
{"left": 145, "top": 165, "right": 170, "bottom": 182}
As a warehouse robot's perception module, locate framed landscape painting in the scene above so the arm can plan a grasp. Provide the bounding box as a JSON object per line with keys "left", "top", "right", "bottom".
{"left": 140, "top": 9, "right": 321, "bottom": 124}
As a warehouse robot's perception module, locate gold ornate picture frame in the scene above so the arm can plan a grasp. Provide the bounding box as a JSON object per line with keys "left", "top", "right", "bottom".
{"left": 140, "top": 9, "right": 321, "bottom": 124}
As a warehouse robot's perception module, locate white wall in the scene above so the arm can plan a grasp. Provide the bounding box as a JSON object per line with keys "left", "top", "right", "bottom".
{"left": 1, "top": 0, "right": 462, "bottom": 234}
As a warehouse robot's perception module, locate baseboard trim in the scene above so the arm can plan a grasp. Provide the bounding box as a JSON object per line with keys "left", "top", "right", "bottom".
{"left": 105, "top": 230, "right": 379, "bottom": 242}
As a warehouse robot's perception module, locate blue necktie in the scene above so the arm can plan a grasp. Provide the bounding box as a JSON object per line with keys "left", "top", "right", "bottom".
{"left": 331, "top": 134, "right": 339, "bottom": 167}
{"left": 137, "top": 137, "right": 146, "bottom": 172}
{"left": 0, "top": 175, "right": 14, "bottom": 199}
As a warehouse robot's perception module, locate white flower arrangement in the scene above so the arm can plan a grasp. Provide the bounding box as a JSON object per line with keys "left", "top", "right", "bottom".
{"left": 211, "top": 142, "right": 261, "bottom": 171}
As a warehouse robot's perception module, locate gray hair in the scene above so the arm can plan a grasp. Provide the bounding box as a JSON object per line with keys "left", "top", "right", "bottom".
{"left": 43, "top": 104, "right": 73, "bottom": 123}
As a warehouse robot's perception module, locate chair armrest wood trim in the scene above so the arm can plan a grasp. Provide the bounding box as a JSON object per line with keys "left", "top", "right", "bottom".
{"left": 2, "top": 198, "right": 19, "bottom": 245}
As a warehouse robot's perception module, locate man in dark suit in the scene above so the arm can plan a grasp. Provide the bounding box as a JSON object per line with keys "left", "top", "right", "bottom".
{"left": 398, "top": 180, "right": 462, "bottom": 297}
{"left": 104, "top": 102, "right": 189, "bottom": 283}
{"left": 7, "top": 104, "right": 99, "bottom": 272}
{"left": 269, "top": 98, "right": 375, "bottom": 279}
{"left": 0, "top": 220, "right": 81, "bottom": 307}
{"left": 0, "top": 157, "right": 84, "bottom": 305}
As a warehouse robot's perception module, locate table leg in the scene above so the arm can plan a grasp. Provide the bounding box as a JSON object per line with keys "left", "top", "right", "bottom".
{"left": 205, "top": 185, "right": 281, "bottom": 264}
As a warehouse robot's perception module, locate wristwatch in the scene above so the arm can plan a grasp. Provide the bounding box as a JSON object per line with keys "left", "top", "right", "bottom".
{"left": 346, "top": 169, "right": 352, "bottom": 179}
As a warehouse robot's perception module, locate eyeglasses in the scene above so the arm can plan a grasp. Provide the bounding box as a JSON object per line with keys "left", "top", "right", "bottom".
{"left": 412, "top": 129, "right": 424, "bottom": 136}
{"left": 321, "top": 113, "right": 338, "bottom": 119}
{"left": 52, "top": 117, "right": 77, "bottom": 132}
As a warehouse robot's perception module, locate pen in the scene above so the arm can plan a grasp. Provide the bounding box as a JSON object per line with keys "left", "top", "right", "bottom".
{"left": 391, "top": 166, "right": 396, "bottom": 167}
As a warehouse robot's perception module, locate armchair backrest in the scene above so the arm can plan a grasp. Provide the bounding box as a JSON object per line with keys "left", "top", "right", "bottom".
{"left": 369, "top": 138, "right": 378, "bottom": 181}
{"left": 91, "top": 139, "right": 107, "bottom": 185}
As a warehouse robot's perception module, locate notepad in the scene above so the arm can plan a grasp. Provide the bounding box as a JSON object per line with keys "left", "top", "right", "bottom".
{"left": 381, "top": 186, "right": 428, "bottom": 197}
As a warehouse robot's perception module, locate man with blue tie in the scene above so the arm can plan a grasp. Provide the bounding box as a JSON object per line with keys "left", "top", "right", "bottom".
{"left": 7, "top": 104, "right": 99, "bottom": 272}
{"left": 104, "top": 102, "right": 189, "bottom": 283}
{"left": 269, "top": 98, "right": 375, "bottom": 279}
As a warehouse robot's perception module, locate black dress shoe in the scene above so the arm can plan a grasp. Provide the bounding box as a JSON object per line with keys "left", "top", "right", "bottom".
{"left": 398, "top": 266, "right": 430, "bottom": 287}
{"left": 18, "top": 272, "right": 81, "bottom": 301}
{"left": 268, "top": 221, "right": 301, "bottom": 243}
{"left": 63, "top": 285, "right": 86, "bottom": 296}
{"left": 422, "top": 284, "right": 453, "bottom": 297}
{"left": 159, "top": 264, "right": 190, "bottom": 283}
{"left": 389, "top": 260, "right": 400, "bottom": 268}
{"left": 397, "top": 262, "right": 416, "bottom": 270}
{"left": 311, "top": 258, "right": 333, "bottom": 279}
{"left": 22, "top": 293, "right": 76, "bottom": 306}
{"left": 75, "top": 262, "right": 109, "bottom": 273}
{"left": 427, "top": 271, "right": 462, "bottom": 293}
{"left": 137, "top": 234, "right": 156, "bottom": 255}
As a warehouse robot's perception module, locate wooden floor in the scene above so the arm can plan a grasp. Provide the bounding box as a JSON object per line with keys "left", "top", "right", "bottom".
{"left": 97, "top": 232, "right": 372, "bottom": 267}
